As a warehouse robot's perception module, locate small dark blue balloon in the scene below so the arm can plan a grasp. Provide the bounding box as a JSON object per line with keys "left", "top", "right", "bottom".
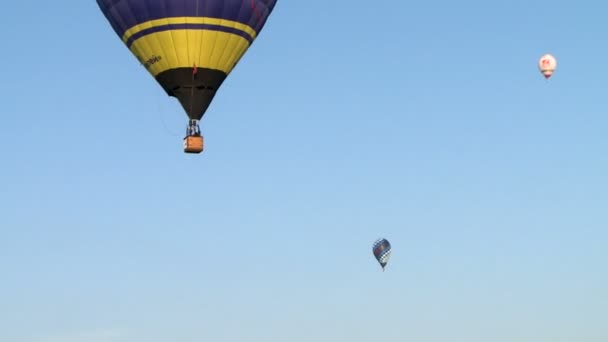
{"left": 372, "top": 238, "right": 392, "bottom": 270}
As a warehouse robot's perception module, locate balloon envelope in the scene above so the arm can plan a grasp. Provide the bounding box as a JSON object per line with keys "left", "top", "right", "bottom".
{"left": 372, "top": 238, "right": 392, "bottom": 270}
{"left": 96, "top": 0, "right": 278, "bottom": 120}
{"left": 538, "top": 54, "right": 557, "bottom": 79}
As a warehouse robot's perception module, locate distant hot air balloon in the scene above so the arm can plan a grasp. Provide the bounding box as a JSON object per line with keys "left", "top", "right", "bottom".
{"left": 96, "top": 0, "right": 278, "bottom": 154}
{"left": 538, "top": 54, "right": 557, "bottom": 79}
{"left": 372, "top": 238, "right": 392, "bottom": 271}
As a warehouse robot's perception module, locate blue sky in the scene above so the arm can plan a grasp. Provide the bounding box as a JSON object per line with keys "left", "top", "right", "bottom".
{"left": 1, "top": 1, "right": 607, "bottom": 341}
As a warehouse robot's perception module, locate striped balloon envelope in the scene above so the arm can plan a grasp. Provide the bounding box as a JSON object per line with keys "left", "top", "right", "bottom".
{"left": 372, "top": 238, "right": 392, "bottom": 271}
{"left": 96, "top": 0, "right": 278, "bottom": 152}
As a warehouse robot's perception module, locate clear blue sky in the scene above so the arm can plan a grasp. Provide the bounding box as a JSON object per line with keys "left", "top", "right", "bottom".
{"left": 1, "top": 1, "right": 607, "bottom": 341}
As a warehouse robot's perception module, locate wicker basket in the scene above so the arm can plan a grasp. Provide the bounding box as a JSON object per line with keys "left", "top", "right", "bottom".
{"left": 183, "top": 136, "right": 204, "bottom": 154}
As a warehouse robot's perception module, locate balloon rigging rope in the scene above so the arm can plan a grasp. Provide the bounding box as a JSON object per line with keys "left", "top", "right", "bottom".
{"left": 156, "top": 98, "right": 180, "bottom": 137}
{"left": 190, "top": 71, "right": 195, "bottom": 120}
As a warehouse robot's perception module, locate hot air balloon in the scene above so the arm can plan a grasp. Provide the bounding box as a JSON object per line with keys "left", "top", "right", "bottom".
{"left": 96, "top": 0, "right": 278, "bottom": 154}
{"left": 372, "top": 238, "right": 391, "bottom": 271}
{"left": 538, "top": 54, "right": 557, "bottom": 79}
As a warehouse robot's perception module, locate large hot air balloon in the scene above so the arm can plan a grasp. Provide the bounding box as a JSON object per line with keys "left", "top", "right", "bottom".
{"left": 372, "top": 238, "right": 392, "bottom": 271}
{"left": 96, "top": 0, "right": 278, "bottom": 154}
{"left": 538, "top": 54, "right": 557, "bottom": 79}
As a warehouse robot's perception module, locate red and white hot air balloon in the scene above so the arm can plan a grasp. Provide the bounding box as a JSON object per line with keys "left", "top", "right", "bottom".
{"left": 538, "top": 54, "right": 557, "bottom": 79}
